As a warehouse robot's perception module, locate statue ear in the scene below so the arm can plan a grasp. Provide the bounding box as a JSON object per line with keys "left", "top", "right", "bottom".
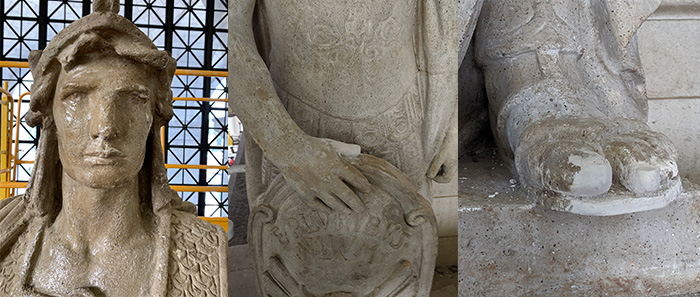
{"left": 28, "top": 50, "right": 43, "bottom": 76}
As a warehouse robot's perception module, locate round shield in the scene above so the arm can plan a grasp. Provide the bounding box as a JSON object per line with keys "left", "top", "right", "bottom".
{"left": 248, "top": 154, "right": 437, "bottom": 297}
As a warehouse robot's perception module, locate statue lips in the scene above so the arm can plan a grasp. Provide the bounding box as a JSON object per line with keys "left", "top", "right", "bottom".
{"left": 83, "top": 146, "right": 124, "bottom": 165}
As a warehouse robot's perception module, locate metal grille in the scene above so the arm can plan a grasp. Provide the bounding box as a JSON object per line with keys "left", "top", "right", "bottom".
{"left": 0, "top": 0, "right": 229, "bottom": 217}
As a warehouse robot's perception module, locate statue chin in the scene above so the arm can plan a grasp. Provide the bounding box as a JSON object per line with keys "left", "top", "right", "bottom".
{"left": 62, "top": 164, "right": 138, "bottom": 190}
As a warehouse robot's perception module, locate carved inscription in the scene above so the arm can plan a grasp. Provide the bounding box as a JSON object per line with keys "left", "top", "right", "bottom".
{"left": 272, "top": 203, "right": 410, "bottom": 262}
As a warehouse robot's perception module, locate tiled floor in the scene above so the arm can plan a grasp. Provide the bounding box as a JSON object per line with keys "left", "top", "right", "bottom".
{"left": 228, "top": 244, "right": 458, "bottom": 297}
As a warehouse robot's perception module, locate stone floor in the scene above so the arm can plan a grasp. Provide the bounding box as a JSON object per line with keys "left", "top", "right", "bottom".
{"left": 228, "top": 244, "right": 458, "bottom": 297}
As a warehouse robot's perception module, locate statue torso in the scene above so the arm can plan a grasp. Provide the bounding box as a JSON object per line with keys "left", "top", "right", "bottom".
{"left": 263, "top": 0, "right": 420, "bottom": 120}
{"left": 0, "top": 197, "right": 226, "bottom": 297}
{"left": 31, "top": 225, "right": 157, "bottom": 296}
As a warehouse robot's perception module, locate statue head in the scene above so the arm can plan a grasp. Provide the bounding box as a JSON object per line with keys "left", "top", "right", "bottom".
{"left": 24, "top": 0, "right": 179, "bottom": 217}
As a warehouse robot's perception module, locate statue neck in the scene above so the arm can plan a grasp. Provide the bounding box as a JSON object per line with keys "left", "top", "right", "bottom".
{"left": 54, "top": 171, "right": 149, "bottom": 248}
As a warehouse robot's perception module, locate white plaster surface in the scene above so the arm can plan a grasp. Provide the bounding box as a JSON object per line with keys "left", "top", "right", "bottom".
{"left": 568, "top": 154, "right": 613, "bottom": 196}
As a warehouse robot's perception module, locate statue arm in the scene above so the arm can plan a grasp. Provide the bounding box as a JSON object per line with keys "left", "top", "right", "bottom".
{"left": 421, "top": 0, "right": 458, "bottom": 182}
{"left": 228, "top": 0, "right": 371, "bottom": 212}
{"left": 228, "top": 0, "right": 307, "bottom": 164}
{"left": 426, "top": 108, "right": 457, "bottom": 183}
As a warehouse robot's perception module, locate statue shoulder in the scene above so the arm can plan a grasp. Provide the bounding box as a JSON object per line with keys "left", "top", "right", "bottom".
{"left": 0, "top": 195, "right": 32, "bottom": 296}
{"left": 0, "top": 195, "right": 24, "bottom": 220}
{"left": 0, "top": 195, "right": 30, "bottom": 243}
{"left": 167, "top": 210, "right": 227, "bottom": 297}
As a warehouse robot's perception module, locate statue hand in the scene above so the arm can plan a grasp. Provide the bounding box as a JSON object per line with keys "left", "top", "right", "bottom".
{"left": 275, "top": 136, "right": 372, "bottom": 214}
{"left": 427, "top": 123, "right": 457, "bottom": 183}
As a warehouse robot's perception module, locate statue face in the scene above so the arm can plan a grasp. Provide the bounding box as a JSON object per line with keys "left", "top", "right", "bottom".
{"left": 52, "top": 55, "right": 155, "bottom": 188}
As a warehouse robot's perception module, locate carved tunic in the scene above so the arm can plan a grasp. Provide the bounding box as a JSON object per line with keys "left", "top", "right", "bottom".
{"left": 264, "top": 0, "right": 420, "bottom": 120}
{"left": 256, "top": 0, "right": 428, "bottom": 190}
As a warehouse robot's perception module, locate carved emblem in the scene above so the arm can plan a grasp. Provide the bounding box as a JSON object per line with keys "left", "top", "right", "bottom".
{"left": 249, "top": 155, "right": 437, "bottom": 297}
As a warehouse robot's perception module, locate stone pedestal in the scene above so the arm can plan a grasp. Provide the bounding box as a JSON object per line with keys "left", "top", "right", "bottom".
{"left": 458, "top": 154, "right": 700, "bottom": 296}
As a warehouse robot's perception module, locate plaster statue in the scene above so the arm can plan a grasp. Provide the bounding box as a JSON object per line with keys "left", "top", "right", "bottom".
{"left": 459, "top": 0, "right": 680, "bottom": 216}
{"left": 0, "top": 1, "right": 227, "bottom": 296}
{"left": 228, "top": 0, "right": 456, "bottom": 295}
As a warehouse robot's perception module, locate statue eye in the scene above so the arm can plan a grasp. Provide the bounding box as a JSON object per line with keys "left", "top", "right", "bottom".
{"left": 131, "top": 93, "right": 149, "bottom": 103}
{"left": 61, "top": 92, "right": 84, "bottom": 102}
{"left": 117, "top": 89, "right": 149, "bottom": 104}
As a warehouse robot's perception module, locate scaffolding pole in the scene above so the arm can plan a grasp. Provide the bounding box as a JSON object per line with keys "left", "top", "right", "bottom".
{"left": 1, "top": 82, "right": 9, "bottom": 199}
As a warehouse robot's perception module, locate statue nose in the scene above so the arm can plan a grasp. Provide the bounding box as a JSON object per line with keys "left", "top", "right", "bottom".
{"left": 91, "top": 123, "right": 118, "bottom": 140}
{"left": 90, "top": 103, "right": 119, "bottom": 140}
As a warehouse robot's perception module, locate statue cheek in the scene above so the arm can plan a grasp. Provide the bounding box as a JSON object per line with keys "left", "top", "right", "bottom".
{"left": 56, "top": 100, "right": 89, "bottom": 136}
{"left": 133, "top": 111, "right": 153, "bottom": 138}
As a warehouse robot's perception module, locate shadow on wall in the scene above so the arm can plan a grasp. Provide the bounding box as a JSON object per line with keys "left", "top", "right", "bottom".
{"left": 458, "top": 41, "right": 493, "bottom": 160}
{"left": 228, "top": 135, "right": 249, "bottom": 246}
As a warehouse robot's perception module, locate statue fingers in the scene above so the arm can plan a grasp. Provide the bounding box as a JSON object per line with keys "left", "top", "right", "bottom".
{"left": 635, "top": 129, "right": 679, "bottom": 161}
{"left": 315, "top": 190, "right": 352, "bottom": 215}
{"left": 288, "top": 179, "right": 333, "bottom": 213}
{"left": 332, "top": 180, "right": 367, "bottom": 213}
{"left": 426, "top": 155, "right": 444, "bottom": 181}
{"left": 433, "top": 155, "right": 458, "bottom": 184}
{"left": 338, "top": 162, "right": 372, "bottom": 193}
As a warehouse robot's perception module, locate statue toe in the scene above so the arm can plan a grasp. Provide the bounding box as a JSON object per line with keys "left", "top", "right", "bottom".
{"left": 540, "top": 143, "right": 612, "bottom": 196}
{"left": 604, "top": 133, "right": 679, "bottom": 194}
{"left": 519, "top": 140, "right": 612, "bottom": 196}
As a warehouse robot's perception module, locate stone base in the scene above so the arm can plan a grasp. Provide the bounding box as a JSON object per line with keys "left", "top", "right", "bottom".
{"left": 458, "top": 155, "right": 700, "bottom": 296}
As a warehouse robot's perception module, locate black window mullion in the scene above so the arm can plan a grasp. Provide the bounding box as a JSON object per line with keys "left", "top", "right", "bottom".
{"left": 1, "top": 0, "right": 5, "bottom": 83}
{"left": 124, "top": 0, "right": 133, "bottom": 21}
{"left": 197, "top": 79, "right": 212, "bottom": 216}
{"left": 163, "top": 0, "right": 175, "bottom": 164}
{"left": 0, "top": 1, "right": 5, "bottom": 49}
{"left": 82, "top": 0, "right": 90, "bottom": 16}
{"left": 204, "top": 0, "right": 214, "bottom": 71}
{"left": 38, "top": 0, "right": 48, "bottom": 49}
{"left": 165, "top": 0, "right": 174, "bottom": 53}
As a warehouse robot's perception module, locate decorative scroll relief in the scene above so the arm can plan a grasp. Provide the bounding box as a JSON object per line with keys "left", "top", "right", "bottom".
{"left": 280, "top": 0, "right": 413, "bottom": 86}
{"left": 249, "top": 155, "right": 438, "bottom": 297}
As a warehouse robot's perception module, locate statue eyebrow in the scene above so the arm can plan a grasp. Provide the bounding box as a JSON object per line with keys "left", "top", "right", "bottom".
{"left": 58, "top": 83, "right": 149, "bottom": 97}
{"left": 114, "top": 85, "right": 150, "bottom": 96}
{"left": 58, "top": 82, "right": 92, "bottom": 98}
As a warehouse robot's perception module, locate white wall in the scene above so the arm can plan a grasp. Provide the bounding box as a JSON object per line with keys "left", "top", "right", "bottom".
{"left": 639, "top": 0, "right": 700, "bottom": 184}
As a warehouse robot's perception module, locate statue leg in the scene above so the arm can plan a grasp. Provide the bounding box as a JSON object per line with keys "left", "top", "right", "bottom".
{"left": 475, "top": 0, "right": 679, "bottom": 215}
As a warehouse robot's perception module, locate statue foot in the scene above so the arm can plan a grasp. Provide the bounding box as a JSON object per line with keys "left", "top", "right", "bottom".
{"left": 516, "top": 118, "right": 681, "bottom": 216}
